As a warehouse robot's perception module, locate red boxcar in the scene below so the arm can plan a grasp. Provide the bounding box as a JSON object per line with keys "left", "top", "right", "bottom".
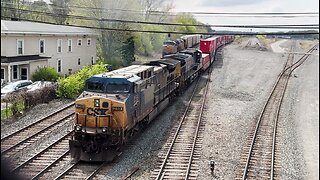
{"left": 217, "top": 36, "right": 223, "bottom": 47}
{"left": 201, "top": 53, "right": 210, "bottom": 71}
{"left": 200, "top": 37, "right": 217, "bottom": 54}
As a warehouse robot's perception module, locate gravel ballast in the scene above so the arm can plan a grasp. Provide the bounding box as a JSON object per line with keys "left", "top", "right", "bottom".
{"left": 1, "top": 38, "right": 318, "bottom": 179}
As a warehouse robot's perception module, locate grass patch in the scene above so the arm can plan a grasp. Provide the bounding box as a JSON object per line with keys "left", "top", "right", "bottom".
{"left": 1, "top": 108, "right": 12, "bottom": 120}
{"left": 299, "top": 41, "right": 314, "bottom": 50}
{"left": 1, "top": 101, "right": 25, "bottom": 120}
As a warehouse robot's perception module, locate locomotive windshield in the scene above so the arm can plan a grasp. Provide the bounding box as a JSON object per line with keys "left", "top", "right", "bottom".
{"left": 106, "top": 84, "right": 131, "bottom": 93}
{"left": 86, "top": 82, "right": 104, "bottom": 93}
{"left": 163, "top": 41, "right": 176, "bottom": 46}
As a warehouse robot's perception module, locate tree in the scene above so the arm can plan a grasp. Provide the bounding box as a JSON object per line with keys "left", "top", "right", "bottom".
{"left": 32, "top": 66, "right": 60, "bottom": 82}
{"left": 121, "top": 36, "right": 136, "bottom": 66}
{"left": 1, "top": 0, "right": 19, "bottom": 20}
{"left": 50, "top": 0, "right": 70, "bottom": 24}
{"left": 25, "top": 0, "right": 50, "bottom": 22}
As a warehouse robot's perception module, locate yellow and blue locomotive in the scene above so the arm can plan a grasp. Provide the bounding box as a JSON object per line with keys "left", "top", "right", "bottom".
{"left": 70, "top": 63, "right": 181, "bottom": 161}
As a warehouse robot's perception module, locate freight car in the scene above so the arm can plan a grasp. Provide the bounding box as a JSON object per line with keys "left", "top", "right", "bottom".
{"left": 69, "top": 34, "right": 234, "bottom": 162}
{"left": 162, "top": 34, "right": 204, "bottom": 57}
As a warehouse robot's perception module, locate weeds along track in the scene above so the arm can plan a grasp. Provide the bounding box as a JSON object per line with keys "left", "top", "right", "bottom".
{"left": 237, "top": 43, "right": 318, "bottom": 180}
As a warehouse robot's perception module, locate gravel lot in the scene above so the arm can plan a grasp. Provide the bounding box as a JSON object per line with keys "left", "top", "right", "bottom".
{"left": 277, "top": 41, "right": 319, "bottom": 180}
{"left": 1, "top": 38, "right": 318, "bottom": 179}
{"left": 197, "top": 40, "right": 287, "bottom": 179}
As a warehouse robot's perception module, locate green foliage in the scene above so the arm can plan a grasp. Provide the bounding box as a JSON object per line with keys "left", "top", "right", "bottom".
{"left": 174, "top": 13, "right": 197, "bottom": 33}
{"left": 2, "top": 92, "right": 25, "bottom": 120}
{"left": 234, "top": 35, "right": 242, "bottom": 44}
{"left": 32, "top": 66, "right": 60, "bottom": 82}
{"left": 256, "top": 34, "right": 267, "bottom": 40}
{"left": 121, "top": 36, "right": 136, "bottom": 66}
{"left": 287, "top": 30, "right": 319, "bottom": 39}
{"left": 50, "top": 0, "right": 71, "bottom": 24}
{"left": 56, "top": 63, "right": 107, "bottom": 99}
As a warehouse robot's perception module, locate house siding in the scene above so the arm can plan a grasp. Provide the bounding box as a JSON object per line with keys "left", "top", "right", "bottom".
{"left": 1, "top": 20, "right": 97, "bottom": 82}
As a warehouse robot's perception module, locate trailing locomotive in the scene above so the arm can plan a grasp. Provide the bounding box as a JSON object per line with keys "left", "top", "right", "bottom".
{"left": 69, "top": 34, "right": 234, "bottom": 162}
{"left": 162, "top": 34, "right": 203, "bottom": 57}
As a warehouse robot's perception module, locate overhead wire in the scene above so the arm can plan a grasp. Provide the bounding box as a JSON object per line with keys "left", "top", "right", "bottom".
{"left": 2, "top": 7, "right": 319, "bottom": 30}
{"left": 1, "top": 1, "right": 319, "bottom": 18}
{"left": 1, "top": 15, "right": 318, "bottom": 35}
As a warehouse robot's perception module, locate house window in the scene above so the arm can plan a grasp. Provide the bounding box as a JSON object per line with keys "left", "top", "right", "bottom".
{"left": 87, "top": 38, "right": 91, "bottom": 46}
{"left": 78, "top": 58, "right": 81, "bottom": 65}
{"left": 17, "top": 39, "right": 24, "bottom": 55}
{"left": 91, "top": 56, "right": 94, "bottom": 65}
{"left": 39, "top": 39, "right": 45, "bottom": 54}
{"left": 57, "top": 59, "right": 62, "bottom": 72}
{"left": 20, "top": 68, "right": 28, "bottom": 80}
{"left": 1, "top": 68, "right": 4, "bottom": 80}
{"left": 57, "top": 39, "right": 62, "bottom": 53}
{"left": 78, "top": 39, "right": 82, "bottom": 46}
{"left": 68, "top": 39, "right": 72, "bottom": 52}
{"left": 13, "top": 65, "right": 18, "bottom": 79}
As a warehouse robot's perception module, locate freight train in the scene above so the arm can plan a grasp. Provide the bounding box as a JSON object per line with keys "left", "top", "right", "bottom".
{"left": 69, "top": 34, "right": 234, "bottom": 162}
{"left": 162, "top": 34, "right": 211, "bottom": 57}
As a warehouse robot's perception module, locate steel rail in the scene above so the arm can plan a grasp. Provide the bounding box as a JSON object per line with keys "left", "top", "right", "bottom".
{"left": 53, "top": 160, "right": 80, "bottom": 180}
{"left": 242, "top": 43, "right": 318, "bottom": 179}
{"left": 1, "top": 113, "right": 74, "bottom": 155}
{"left": 185, "top": 64, "right": 212, "bottom": 179}
{"left": 155, "top": 74, "right": 202, "bottom": 180}
{"left": 10, "top": 131, "right": 73, "bottom": 173}
{"left": 1, "top": 102, "right": 74, "bottom": 141}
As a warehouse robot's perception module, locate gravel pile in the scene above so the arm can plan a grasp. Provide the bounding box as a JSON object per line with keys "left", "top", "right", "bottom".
{"left": 240, "top": 37, "right": 268, "bottom": 51}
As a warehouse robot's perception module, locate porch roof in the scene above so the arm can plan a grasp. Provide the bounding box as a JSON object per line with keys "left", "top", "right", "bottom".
{"left": 1, "top": 55, "right": 50, "bottom": 63}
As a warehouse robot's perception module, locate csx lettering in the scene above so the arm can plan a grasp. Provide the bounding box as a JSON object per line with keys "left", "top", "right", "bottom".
{"left": 87, "top": 108, "right": 107, "bottom": 116}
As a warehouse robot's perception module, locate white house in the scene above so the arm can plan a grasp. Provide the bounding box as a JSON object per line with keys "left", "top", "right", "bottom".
{"left": 1, "top": 20, "right": 98, "bottom": 83}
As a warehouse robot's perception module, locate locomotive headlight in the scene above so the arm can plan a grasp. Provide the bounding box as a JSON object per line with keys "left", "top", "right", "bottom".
{"left": 94, "top": 99, "right": 100, "bottom": 107}
{"left": 75, "top": 125, "right": 82, "bottom": 131}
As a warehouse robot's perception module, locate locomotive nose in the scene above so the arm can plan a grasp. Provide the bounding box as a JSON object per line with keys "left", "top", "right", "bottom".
{"left": 74, "top": 97, "right": 126, "bottom": 130}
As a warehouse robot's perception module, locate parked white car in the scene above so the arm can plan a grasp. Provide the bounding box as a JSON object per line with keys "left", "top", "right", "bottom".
{"left": 1, "top": 80, "right": 33, "bottom": 99}
{"left": 26, "top": 81, "right": 56, "bottom": 92}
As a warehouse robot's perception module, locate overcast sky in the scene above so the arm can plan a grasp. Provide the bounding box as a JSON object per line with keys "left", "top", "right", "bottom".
{"left": 171, "top": 0, "right": 319, "bottom": 32}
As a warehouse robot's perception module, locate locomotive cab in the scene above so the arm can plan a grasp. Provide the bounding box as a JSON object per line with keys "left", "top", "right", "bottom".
{"left": 70, "top": 75, "right": 138, "bottom": 162}
{"left": 70, "top": 65, "right": 158, "bottom": 162}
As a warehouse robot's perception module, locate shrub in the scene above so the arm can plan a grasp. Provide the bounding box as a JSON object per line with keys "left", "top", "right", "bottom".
{"left": 56, "top": 63, "right": 107, "bottom": 99}
{"left": 32, "top": 66, "right": 60, "bottom": 82}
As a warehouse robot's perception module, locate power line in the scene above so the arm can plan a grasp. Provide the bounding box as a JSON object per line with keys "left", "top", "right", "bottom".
{"left": 2, "top": 7, "right": 319, "bottom": 30}
{"left": 1, "top": 1, "right": 319, "bottom": 18}
{"left": 1, "top": 16, "right": 318, "bottom": 36}
{"left": 46, "top": 3, "right": 319, "bottom": 15}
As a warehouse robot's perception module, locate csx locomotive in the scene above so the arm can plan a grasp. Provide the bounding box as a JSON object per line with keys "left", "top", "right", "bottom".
{"left": 69, "top": 34, "right": 234, "bottom": 161}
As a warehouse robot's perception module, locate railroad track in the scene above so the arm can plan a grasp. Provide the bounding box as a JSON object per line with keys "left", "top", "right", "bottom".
{"left": 53, "top": 160, "right": 109, "bottom": 180}
{"left": 151, "top": 50, "right": 216, "bottom": 179}
{"left": 1, "top": 102, "right": 74, "bottom": 158}
{"left": 238, "top": 43, "right": 318, "bottom": 180}
{"left": 10, "top": 131, "right": 73, "bottom": 179}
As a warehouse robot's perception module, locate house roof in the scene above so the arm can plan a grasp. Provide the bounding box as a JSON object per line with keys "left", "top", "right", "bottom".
{"left": 1, "top": 20, "right": 97, "bottom": 36}
{"left": 1, "top": 55, "right": 50, "bottom": 63}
